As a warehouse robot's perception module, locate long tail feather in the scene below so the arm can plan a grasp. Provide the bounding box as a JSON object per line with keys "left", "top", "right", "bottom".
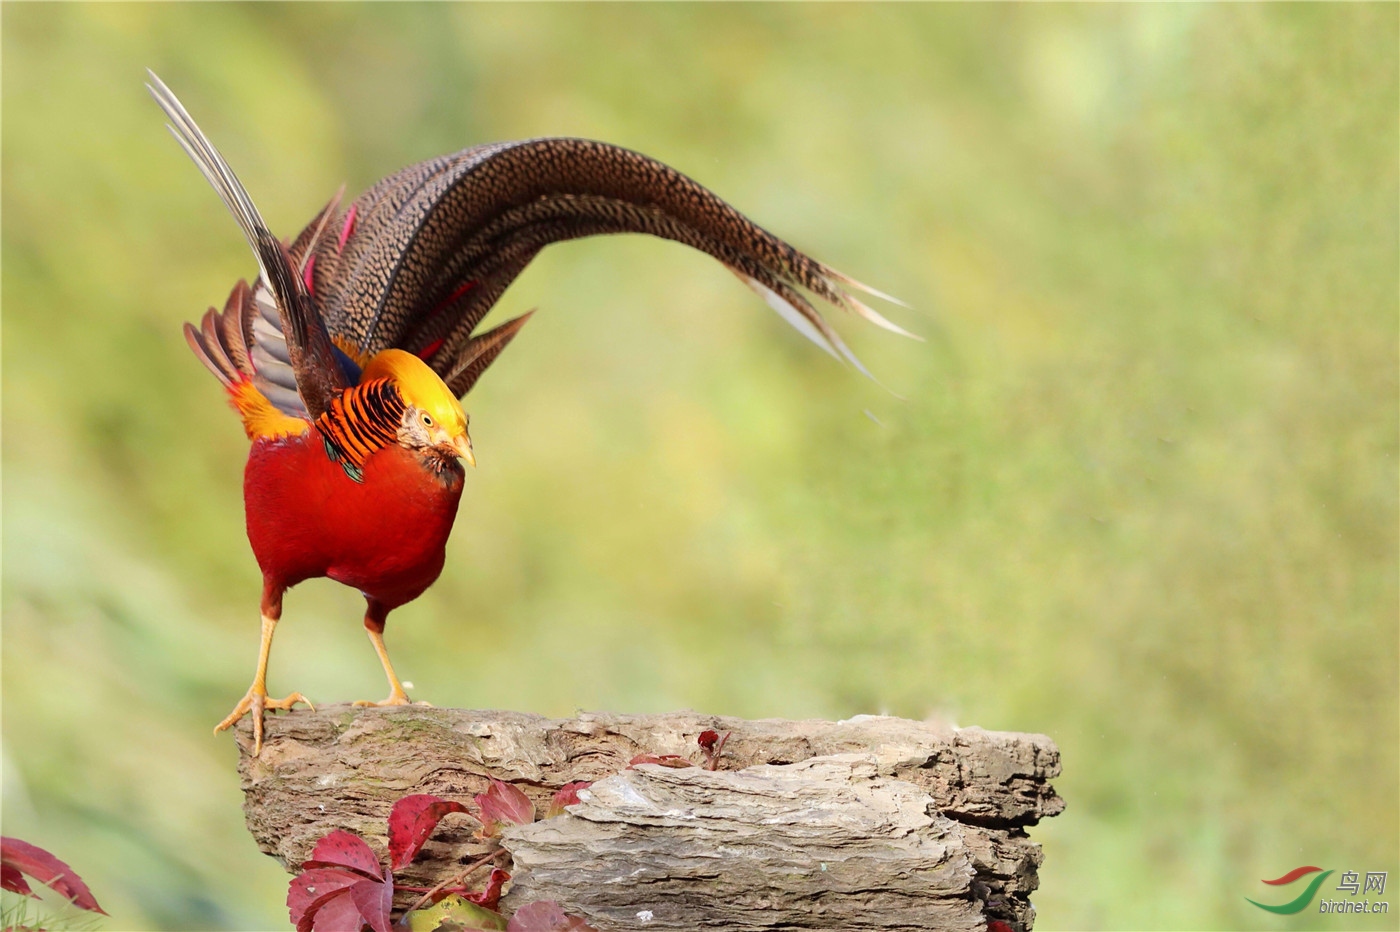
{"left": 148, "top": 71, "right": 347, "bottom": 418}
{"left": 170, "top": 101, "right": 914, "bottom": 402}
{"left": 294, "top": 137, "right": 912, "bottom": 393}
{"left": 733, "top": 272, "right": 840, "bottom": 362}
{"left": 821, "top": 265, "right": 911, "bottom": 310}
{"left": 445, "top": 312, "right": 535, "bottom": 396}
{"left": 842, "top": 293, "right": 924, "bottom": 342}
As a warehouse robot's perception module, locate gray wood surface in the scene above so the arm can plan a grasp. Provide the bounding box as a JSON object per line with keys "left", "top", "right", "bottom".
{"left": 236, "top": 707, "right": 1062, "bottom": 930}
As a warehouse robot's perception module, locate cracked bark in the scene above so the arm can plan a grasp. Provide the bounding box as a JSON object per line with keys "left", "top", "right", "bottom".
{"left": 236, "top": 706, "right": 1063, "bottom": 931}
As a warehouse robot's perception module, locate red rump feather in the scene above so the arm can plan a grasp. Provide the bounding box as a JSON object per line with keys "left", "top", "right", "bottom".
{"left": 336, "top": 204, "right": 358, "bottom": 254}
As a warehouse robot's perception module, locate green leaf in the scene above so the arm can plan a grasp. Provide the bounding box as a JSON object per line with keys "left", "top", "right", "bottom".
{"left": 404, "top": 894, "right": 508, "bottom": 932}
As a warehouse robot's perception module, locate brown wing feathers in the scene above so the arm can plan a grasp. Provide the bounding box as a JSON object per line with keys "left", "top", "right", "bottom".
{"left": 182, "top": 279, "right": 308, "bottom": 418}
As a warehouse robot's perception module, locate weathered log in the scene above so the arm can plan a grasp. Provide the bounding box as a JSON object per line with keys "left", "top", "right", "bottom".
{"left": 236, "top": 707, "right": 1063, "bottom": 931}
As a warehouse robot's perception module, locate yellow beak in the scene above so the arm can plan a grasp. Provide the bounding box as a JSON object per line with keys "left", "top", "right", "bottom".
{"left": 450, "top": 433, "right": 476, "bottom": 468}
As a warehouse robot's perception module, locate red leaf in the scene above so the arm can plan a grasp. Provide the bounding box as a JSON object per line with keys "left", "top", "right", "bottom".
{"left": 388, "top": 794, "right": 472, "bottom": 870}
{"left": 347, "top": 870, "right": 394, "bottom": 932}
{"left": 545, "top": 782, "right": 592, "bottom": 819}
{"left": 289, "top": 867, "right": 363, "bottom": 931}
{"left": 507, "top": 900, "right": 599, "bottom": 932}
{"left": 475, "top": 780, "right": 534, "bottom": 837}
{"left": 311, "top": 889, "right": 366, "bottom": 932}
{"left": 463, "top": 867, "right": 510, "bottom": 911}
{"left": 302, "top": 830, "right": 382, "bottom": 880}
{"left": 627, "top": 753, "right": 693, "bottom": 769}
{"left": 0, "top": 837, "right": 106, "bottom": 914}
{"left": 699, "top": 730, "right": 731, "bottom": 770}
{"left": 1, "top": 863, "right": 35, "bottom": 898}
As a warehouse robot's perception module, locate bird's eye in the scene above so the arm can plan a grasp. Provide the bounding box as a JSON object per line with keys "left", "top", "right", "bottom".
{"left": 421, "top": 413, "right": 433, "bottom": 427}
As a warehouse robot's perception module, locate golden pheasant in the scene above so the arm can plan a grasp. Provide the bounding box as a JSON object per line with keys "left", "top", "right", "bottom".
{"left": 149, "top": 73, "right": 910, "bottom": 755}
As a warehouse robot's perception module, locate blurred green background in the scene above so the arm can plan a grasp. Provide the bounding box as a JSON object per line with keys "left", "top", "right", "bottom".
{"left": 2, "top": 4, "right": 1396, "bottom": 930}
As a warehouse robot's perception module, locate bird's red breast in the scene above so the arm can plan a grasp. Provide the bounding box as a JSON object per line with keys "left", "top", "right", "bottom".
{"left": 244, "top": 427, "right": 464, "bottom": 608}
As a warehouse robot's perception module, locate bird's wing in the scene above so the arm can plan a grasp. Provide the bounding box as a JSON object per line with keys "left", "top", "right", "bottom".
{"left": 299, "top": 138, "right": 915, "bottom": 397}
{"left": 182, "top": 279, "right": 311, "bottom": 440}
{"left": 149, "top": 71, "right": 350, "bottom": 420}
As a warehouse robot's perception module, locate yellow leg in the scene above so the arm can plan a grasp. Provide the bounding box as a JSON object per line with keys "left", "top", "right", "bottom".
{"left": 215, "top": 590, "right": 313, "bottom": 755}
{"left": 348, "top": 624, "right": 425, "bottom": 705}
{"left": 354, "top": 602, "right": 430, "bottom": 708}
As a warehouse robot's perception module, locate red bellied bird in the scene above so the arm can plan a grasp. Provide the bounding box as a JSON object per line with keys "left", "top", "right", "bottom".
{"left": 149, "top": 73, "right": 912, "bottom": 755}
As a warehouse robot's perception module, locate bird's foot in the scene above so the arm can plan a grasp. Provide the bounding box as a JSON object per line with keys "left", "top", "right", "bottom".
{"left": 215, "top": 687, "right": 315, "bottom": 756}
{"left": 353, "top": 689, "right": 431, "bottom": 709}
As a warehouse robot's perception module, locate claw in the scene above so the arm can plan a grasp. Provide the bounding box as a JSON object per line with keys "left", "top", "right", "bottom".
{"left": 215, "top": 686, "right": 314, "bottom": 755}
{"left": 352, "top": 690, "right": 431, "bottom": 709}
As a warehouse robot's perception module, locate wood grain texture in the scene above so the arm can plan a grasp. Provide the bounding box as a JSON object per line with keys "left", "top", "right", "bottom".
{"left": 236, "top": 707, "right": 1062, "bottom": 930}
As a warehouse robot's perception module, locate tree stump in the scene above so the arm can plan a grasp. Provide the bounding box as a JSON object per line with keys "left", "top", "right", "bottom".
{"left": 236, "top": 707, "right": 1063, "bottom": 931}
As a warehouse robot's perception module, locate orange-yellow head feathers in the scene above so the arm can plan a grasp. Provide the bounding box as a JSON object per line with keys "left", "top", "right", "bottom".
{"left": 361, "top": 349, "right": 475, "bottom": 466}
